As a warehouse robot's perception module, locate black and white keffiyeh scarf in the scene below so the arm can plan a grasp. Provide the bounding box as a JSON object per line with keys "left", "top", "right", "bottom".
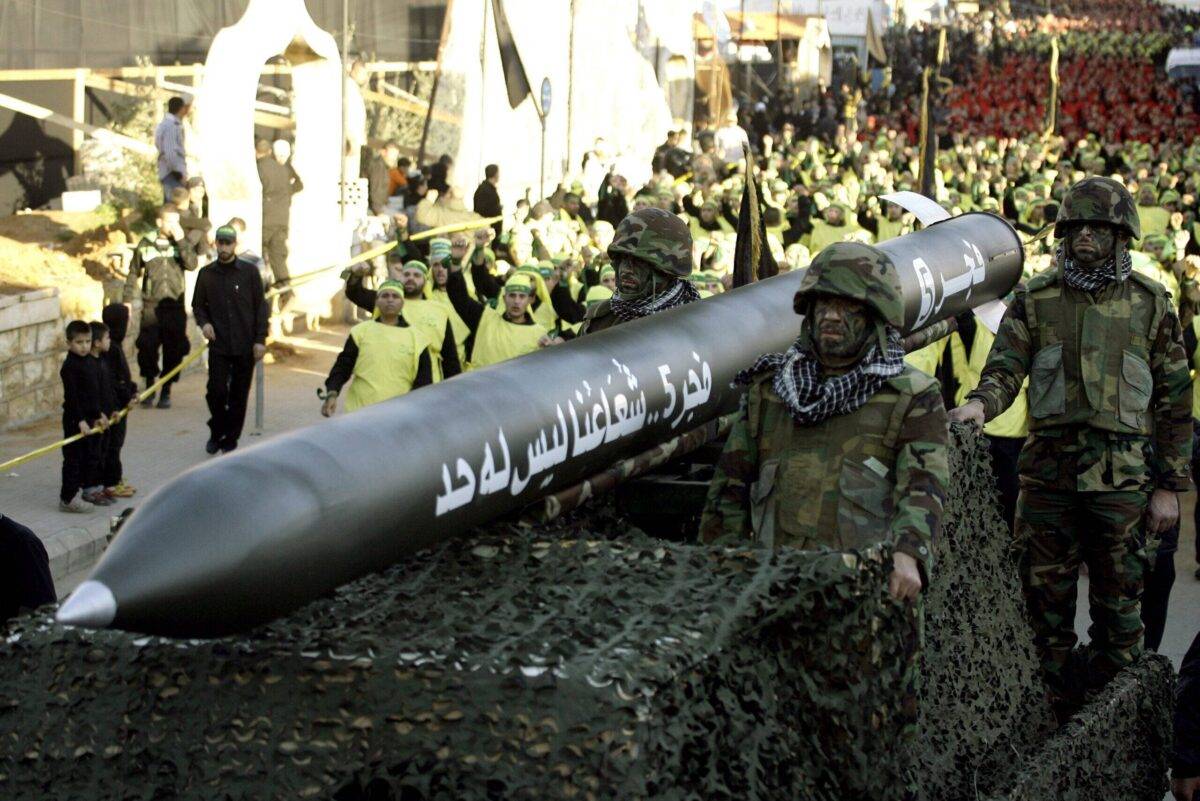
{"left": 1061, "top": 247, "right": 1133, "bottom": 294}
{"left": 610, "top": 279, "right": 701, "bottom": 322}
{"left": 736, "top": 329, "right": 906, "bottom": 426}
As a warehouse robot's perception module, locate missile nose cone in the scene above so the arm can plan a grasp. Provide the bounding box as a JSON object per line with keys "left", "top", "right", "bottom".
{"left": 56, "top": 580, "right": 117, "bottom": 629}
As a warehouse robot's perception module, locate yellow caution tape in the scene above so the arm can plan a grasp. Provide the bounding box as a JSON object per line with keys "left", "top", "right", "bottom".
{"left": 1, "top": 341, "right": 209, "bottom": 474}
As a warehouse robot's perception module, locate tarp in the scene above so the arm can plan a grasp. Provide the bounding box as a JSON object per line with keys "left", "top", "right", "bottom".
{"left": 427, "top": 0, "right": 690, "bottom": 210}
{"left": 693, "top": 11, "right": 825, "bottom": 42}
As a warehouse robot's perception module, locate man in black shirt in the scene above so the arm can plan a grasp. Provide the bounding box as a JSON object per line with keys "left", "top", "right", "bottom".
{"left": 192, "top": 225, "right": 269, "bottom": 455}
{"left": 473, "top": 163, "right": 503, "bottom": 239}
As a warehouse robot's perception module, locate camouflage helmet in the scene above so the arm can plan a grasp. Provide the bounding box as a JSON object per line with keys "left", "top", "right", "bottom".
{"left": 793, "top": 241, "right": 905, "bottom": 329}
{"left": 1054, "top": 177, "right": 1140, "bottom": 241}
{"left": 607, "top": 208, "right": 693, "bottom": 278}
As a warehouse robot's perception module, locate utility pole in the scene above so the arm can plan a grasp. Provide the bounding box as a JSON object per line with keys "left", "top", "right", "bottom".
{"left": 340, "top": 0, "right": 349, "bottom": 221}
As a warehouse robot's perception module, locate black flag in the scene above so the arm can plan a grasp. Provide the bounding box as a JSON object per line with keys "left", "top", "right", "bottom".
{"left": 491, "top": 0, "right": 533, "bottom": 110}
{"left": 732, "top": 146, "right": 779, "bottom": 288}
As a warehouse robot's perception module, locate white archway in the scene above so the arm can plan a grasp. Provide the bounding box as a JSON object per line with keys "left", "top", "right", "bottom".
{"left": 194, "top": 0, "right": 349, "bottom": 318}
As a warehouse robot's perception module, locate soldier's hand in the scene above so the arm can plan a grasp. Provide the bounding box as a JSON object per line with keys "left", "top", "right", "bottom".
{"left": 1146, "top": 488, "right": 1180, "bottom": 535}
{"left": 947, "top": 399, "right": 985, "bottom": 426}
{"left": 889, "top": 552, "right": 922, "bottom": 602}
{"left": 320, "top": 392, "right": 338, "bottom": 418}
{"left": 201, "top": 323, "right": 216, "bottom": 342}
{"left": 1172, "top": 776, "right": 1200, "bottom": 801}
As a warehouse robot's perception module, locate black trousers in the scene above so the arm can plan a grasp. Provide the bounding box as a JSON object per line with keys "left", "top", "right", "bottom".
{"left": 101, "top": 417, "right": 127, "bottom": 487}
{"left": 1193, "top": 421, "right": 1200, "bottom": 564}
{"left": 60, "top": 420, "right": 99, "bottom": 502}
{"left": 263, "top": 224, "right": 290, "bottom": 303}
{"left": 135, "top": 302, "right": 189, "bottom": 387}
{"left": 1142, "top": 522, "right": 1178, "bottom": 653}
{"left": 987, "top": 434, "right": 1023, "bottom": 533}
{"left": 206, "top": 352, "right": 255, "bottom": 447}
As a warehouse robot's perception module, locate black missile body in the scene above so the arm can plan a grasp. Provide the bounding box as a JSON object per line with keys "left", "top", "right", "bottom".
{"left": 57, "top": 213, "right": 1023, "bottom": 637}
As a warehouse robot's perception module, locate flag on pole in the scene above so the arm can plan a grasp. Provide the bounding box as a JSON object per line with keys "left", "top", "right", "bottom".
{"left": 1044, "top": 36, "right": 1060, "bottom": 138}
{"left": 732, "top": 146, "right": 779, "bottom": 288}
{"left": 491, "top": 0, "right": 533, "bottom": 109}
{"left": 918, "top": 28, "right": 948, "bottom": 200}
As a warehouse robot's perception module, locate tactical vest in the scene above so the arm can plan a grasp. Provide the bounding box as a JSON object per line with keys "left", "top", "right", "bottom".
{"left": 746, "top": 367, "right": 934, "bottom": 552}
{"left": 468, "top": 309, "right": 547, "bottom": 369}
{"left": 344, "top": 321, "right": 427, "bottom": 412}
{"left": 402, "top": 300, "right": 450, "bottom": 382}
{"left": 1024, "top": 271, "right": 1165, "bottom": 436}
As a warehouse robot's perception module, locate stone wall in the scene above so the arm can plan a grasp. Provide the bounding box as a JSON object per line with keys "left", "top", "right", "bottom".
{"left": 0, "top": 288, "right": 63, "bottom": 430}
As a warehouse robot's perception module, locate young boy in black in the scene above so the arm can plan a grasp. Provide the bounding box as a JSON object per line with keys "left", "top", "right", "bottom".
{"left": 100, "top": 305, "right": 138, "bottom": 497}
{"left": 59, "top": 321, "right": 106, "bottom": 513}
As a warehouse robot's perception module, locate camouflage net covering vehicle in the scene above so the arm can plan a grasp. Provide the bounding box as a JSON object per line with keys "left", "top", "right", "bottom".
{"left": 0, "top": 429, "right": 1175, "bottom": 801}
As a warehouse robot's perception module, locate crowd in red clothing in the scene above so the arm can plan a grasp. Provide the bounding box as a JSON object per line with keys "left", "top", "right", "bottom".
{"left": 879, "top": 0, "right": 1200, "bottom": 147}
{"left": 941, "top": 55, "right": 1200, "bottom": 144}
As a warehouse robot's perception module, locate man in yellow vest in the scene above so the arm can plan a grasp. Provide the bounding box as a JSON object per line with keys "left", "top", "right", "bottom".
{"left": 344, "top": 258, "right": 461, "bottom": 381}
{"left": 321, "top": 281, "right": 433, "bottom": 416}
{"left": 446, "top": 266, "right": 562, "bottom": 369}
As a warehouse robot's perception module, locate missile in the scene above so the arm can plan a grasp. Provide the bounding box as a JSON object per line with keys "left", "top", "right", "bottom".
{"left": 57, "top": 211, "right": 1023, "bottom": 638}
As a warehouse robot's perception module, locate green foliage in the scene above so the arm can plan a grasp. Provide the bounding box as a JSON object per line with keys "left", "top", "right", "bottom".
{"left": 77, "top": 89, "right": 160, "bottom": 215}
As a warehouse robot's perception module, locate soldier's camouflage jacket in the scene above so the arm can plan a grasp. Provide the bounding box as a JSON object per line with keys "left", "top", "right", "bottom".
{"left": 968, "top": 267, "right": 1192, "bottom": 492}
{"left": 699, "top": 366, "right": 948, "bottom": 581}
{"left": 122, "top": 235, "right": 198, "bottom": 307}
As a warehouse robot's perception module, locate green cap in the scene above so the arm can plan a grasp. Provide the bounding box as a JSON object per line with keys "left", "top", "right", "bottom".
{"left": 214, "top": 225, "right": 237, "bottom": 241}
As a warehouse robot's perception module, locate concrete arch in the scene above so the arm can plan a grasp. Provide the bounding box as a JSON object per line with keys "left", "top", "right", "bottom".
{"left": 195, "top": 0, "right": 349, "bottom": 317}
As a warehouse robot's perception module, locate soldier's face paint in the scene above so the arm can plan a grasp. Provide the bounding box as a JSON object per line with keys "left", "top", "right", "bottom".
{"left": 615, "top": 256, "right": 658, "bottom": 300}
{"left": 811, "top": 296, "right": 872, "bottom": 366}
{"left": 1067, "top": 222, "right": 1116, "bottom": 268}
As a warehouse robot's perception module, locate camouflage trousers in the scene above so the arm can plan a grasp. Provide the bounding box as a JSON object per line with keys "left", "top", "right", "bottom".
{"left": 1016, "top": 489, "right": 1151, "bottom": 707}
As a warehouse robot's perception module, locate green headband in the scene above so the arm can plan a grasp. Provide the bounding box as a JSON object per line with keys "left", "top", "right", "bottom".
{"left": 403, "top": 260, "right": 430, "bottom": 276}
{"left": 504, "top": 276, "right": 534, "bottom": 295}
{"left": 378, "top": 280, "right": 405, "bottom": 295}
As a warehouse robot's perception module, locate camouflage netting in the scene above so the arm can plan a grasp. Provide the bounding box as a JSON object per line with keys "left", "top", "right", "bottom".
{"left": 0, "top": 429, "right": 1176, "bottom": 801}
{"left": 0, "top": 517, "right": 918, "bottom": 800}
{"left": 910, "top": 427, "right": 1058, "bottom": 799}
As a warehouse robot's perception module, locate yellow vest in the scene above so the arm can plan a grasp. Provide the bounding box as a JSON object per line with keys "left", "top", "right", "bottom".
{"left": 402, "top": 299, "right": 451, "bottom": 381}
{"left": 344, "top": 320, "right": 428, "bottom": 412}
{"left": 429, "top": 288, "right": 471, "bottom": 361}
{"left": 469, "top": 308, "right": 547, "bottom": 369}
{"left": 955, "top": 328, "right": 1030, "bottom": 438}
{"left": 805, "top": 219, "right": 872, "bottom": 254}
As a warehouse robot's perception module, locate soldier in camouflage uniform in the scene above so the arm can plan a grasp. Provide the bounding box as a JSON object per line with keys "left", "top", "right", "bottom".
{"left": 700, "top": 241, "right": 949, "bottom": 603}
{"left": 951, "top": 177, "right": 1192, "bottom": 718}
{"left": 579, "top": 208, "right": 700, "bottom": 335}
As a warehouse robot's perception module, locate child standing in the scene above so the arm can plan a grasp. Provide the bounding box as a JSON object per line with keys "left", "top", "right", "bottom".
{"left": 100, "top": 305, "right": 138, "bottom": 497}
{"left": 59, "top": 321, "right": 106, "bottom": 513}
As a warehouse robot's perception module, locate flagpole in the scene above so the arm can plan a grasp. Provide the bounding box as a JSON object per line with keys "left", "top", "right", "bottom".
{"left": 1043, "top": 35, "right": 1059, "bottom": 140}
{"left": 418, "top": 0, "right": 455, "bottom": 168}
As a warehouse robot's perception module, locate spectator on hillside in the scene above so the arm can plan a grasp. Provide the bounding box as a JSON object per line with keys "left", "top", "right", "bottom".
{"left": 154, "top": 95, "right": 190, "bottom": 203}
{"left": 258, "top": 138, "right": 304, "bottom": 307}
